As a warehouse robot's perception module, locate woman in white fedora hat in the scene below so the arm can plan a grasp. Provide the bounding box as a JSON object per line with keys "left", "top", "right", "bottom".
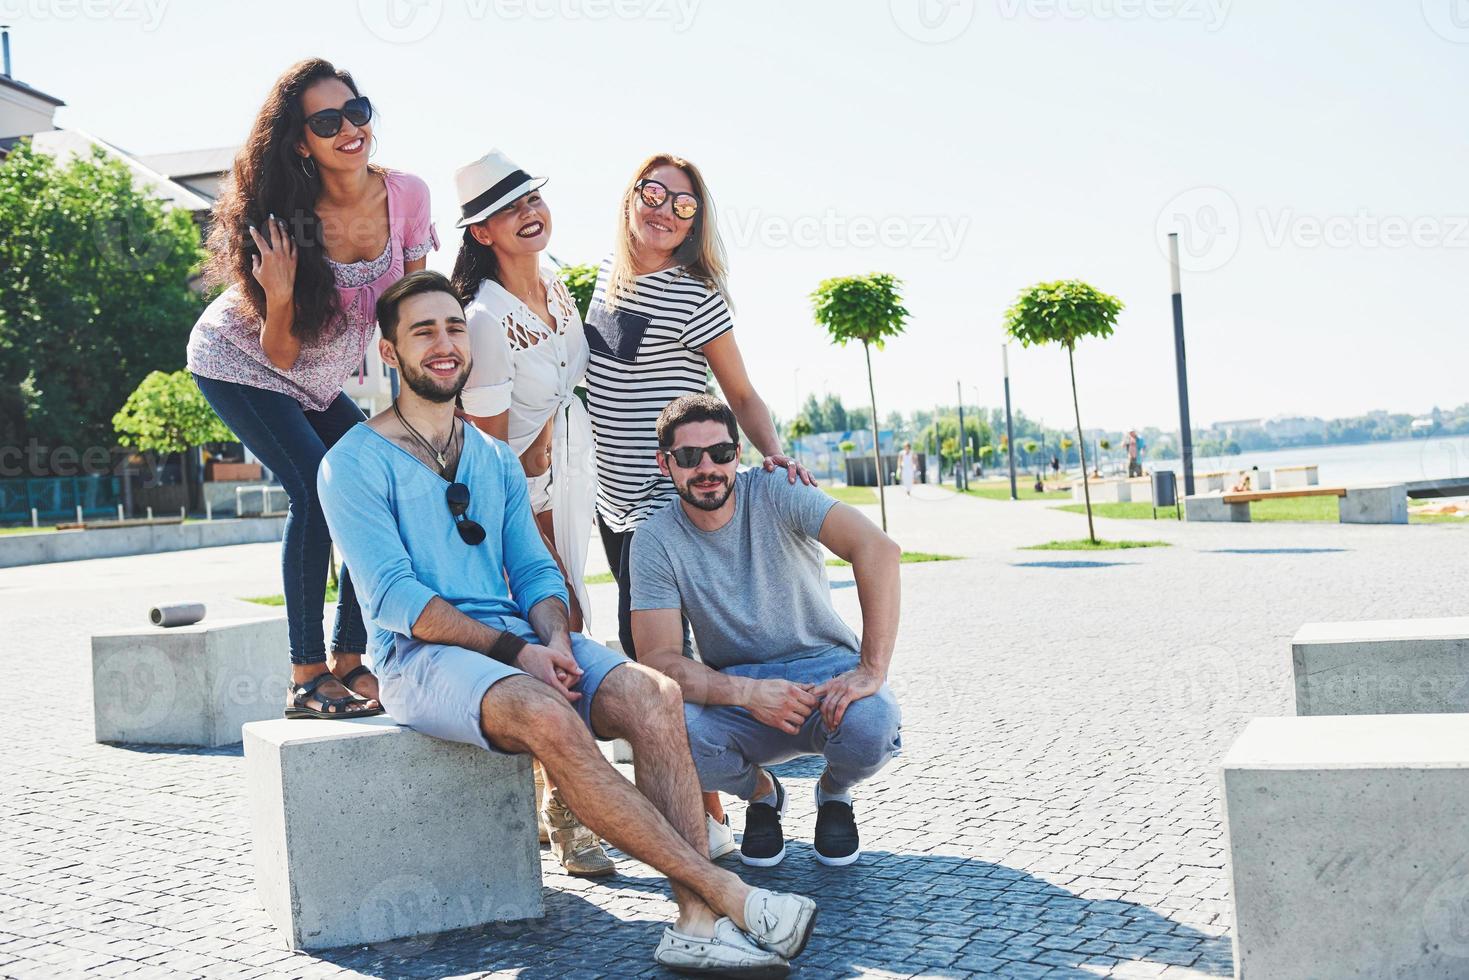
{"left": 450, "top": 149, "right": 613, "bottom": 878}
{"left": 584, "top": 152, "right": 814, "bottom": 858}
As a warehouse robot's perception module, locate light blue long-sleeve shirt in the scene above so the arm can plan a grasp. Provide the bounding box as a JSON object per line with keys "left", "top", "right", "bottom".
{"left": 317, "top": 422, "right": 569, "bottom": 664}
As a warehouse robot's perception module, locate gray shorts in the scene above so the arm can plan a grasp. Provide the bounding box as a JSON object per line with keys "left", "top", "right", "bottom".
{"left": 378, "top": 621, "right": 629, "bottom": 753}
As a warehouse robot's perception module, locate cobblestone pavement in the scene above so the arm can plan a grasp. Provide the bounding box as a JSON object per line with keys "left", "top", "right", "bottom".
{"left": 1, "top": 488, "right": 1463, "bottom": 978}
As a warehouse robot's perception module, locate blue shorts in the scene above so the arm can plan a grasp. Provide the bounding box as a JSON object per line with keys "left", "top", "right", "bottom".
{"left": 377, "top": 620, "right": 629, "bottom": 753}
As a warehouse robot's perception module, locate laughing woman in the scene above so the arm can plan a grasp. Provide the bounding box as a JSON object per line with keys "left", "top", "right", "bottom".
{"left": 450, "top": 150, "right": 615, "bottom": 878}
{"left": 584, "top": 153, "right": 812, "bottom": 856}
{"left": 188, "top": 59, "right": 437, "bottom": 719}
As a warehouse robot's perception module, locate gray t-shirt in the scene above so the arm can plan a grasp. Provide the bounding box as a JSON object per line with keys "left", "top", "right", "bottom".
{"left": 630, "top": 468, "right": 860, "bottom": 669}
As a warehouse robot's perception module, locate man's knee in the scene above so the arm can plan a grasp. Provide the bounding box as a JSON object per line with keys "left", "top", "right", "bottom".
{"left": 481, "top": 676, "right": 584, "bottom": 754}
{"left": 828, "top": 689, "right": 902, "bottom": 769}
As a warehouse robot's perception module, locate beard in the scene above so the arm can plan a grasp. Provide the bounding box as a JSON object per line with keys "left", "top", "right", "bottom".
{"left": 675, "top": 473, "right": 733, "bottom": 511}
{"left": 398, "top": 358, "right": 470, "bottom": 404}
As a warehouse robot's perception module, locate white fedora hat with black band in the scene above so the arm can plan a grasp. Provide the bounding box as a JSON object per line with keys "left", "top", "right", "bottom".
{"left": 454, "top": 149, "right": 548, "bottom": 228}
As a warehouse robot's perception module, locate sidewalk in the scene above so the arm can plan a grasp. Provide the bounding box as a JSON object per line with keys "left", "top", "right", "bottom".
{"left": 0, "top": 489, "right": 1462, "bottom": 977}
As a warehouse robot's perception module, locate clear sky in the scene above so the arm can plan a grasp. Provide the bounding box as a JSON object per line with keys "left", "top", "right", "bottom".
{"left": 10, "top": 0, "right": 1467, "bottom": 430}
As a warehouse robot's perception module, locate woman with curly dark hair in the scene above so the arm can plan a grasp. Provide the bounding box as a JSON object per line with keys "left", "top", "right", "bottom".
{"left": 188, "top": 58, "right": 437, "bottom": 719}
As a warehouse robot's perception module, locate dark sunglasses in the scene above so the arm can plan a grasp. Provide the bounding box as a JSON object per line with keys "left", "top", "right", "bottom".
{"left": 445, "top": 482, "right": 486, "bottom": 545}
{"left": 636, "top": 179, "right": 699, "bottom": 220}
{"left": 304, "top": 96, "right": 372, "bottom": 138}
{"left": 663, "top": 442, "right": 738, "bottom": 468}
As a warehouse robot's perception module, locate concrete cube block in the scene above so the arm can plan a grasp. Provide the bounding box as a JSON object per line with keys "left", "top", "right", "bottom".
{"left": 1293, "top": 617, "right": 1469, "bottom": 715}
{"left": 1339, "top": 484, "right": 1408, "bottom": 524}
{"left": 1274, "top": 465, "right": 1319, "bottom": 488}
{"left": 1184, "top": 494, "right": 1250, "bottom": 522}
{"left": 244, "top": 717, "right": 541, "bottom": 950}
{"left": 1073, "top": 479, "right": 1130, "bottom": 504}
{"left": 1222, "top": 715, "right": 1469, "bottom": 979}
{"left": 92, "top": 616, "right": 286, "bottom": 746}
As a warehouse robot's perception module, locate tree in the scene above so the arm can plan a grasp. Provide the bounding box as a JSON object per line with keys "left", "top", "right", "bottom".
{"left": 0, "top": 142, "right": 206, "bottom": 451}
{"left": 1005, "top": 279, "right": 1124, "bottom": 543}
{"left": 788, "top": 415, "right": 814, "bottom": 442}
{"left": 556, "top": 262, "right": 599, "bottom": 320}
{"left": 113, "top": 369, "right": 233, "bottom": 455}
{"left": 811, "top": 273, "right": 908, "bottom": 530}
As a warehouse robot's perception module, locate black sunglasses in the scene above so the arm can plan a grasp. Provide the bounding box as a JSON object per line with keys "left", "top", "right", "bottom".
{"left": 636, "top": 179, "right": 699, "bottom": 220}
{"left": 445, "top": 482, "right": 486, "bottom": 545}
{"left": 304, "top": 96, "right": 372, "bottom": 138}
{"left": 663, "top": 442, "right": 738, "bottom": 468}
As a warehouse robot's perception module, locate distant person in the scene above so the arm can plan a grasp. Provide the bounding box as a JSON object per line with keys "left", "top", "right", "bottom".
{"left": 898, "top": 442, "right": 916, "bottom": 496}
{"left": 1125, "top": 430, "right": 1141, "bottom": 478}
{"left": 632, "top": 395, "right": 902, "bottom": 869}
{"left": 1230, "top": 472, "right": 1252, "bottom": 493}
{"left": 1051, "top": 454, "right": 1060, "bottom": 475}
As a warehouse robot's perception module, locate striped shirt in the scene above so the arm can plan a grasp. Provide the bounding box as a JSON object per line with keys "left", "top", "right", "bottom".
{"left": 583, "top": 260, "right": 733, "bottom": 533}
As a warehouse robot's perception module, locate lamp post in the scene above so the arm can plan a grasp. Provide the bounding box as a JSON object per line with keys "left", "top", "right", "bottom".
{"left": 1169, "top": 232, "right": 1196, "bottom": 496}
{"left": 955, "top": 381, "right": 969, "bottom": 492}
{"left": 1002, "top": 344, "right": 1018, "bottom": 500}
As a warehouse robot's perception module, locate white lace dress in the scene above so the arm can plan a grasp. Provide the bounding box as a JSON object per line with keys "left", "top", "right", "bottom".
{"left": 461, "top": 272, "right": 597, "bottom": 630}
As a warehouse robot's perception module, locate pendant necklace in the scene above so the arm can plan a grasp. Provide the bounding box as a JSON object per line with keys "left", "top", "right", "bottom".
{"left": 393, "top": 401, "right": 456, "bottom": 473}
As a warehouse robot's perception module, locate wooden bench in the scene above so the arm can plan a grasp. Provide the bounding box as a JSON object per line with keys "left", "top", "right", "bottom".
{"left": 1186, "top": 483, "right": 1407, "bottom": 524}
{"left": 1405, "top": 477, "right": 1469, "bottom": 500}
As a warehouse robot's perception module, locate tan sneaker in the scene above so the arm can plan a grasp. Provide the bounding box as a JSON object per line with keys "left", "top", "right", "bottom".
{"left": 533, "top": 764, "right": 550, "bottom": 844}
{"left": 543, "top": 793, "right": 617, "bottom": 877}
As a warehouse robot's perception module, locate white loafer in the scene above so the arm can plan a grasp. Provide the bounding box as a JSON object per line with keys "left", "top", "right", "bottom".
{"left": 742, "top": 888, "right": 817, "bottom": 961}
{"left": 654, "top": 916, "right": 790, "bottom": 978}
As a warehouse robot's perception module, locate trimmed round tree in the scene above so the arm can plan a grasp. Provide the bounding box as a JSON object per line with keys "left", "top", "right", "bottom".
{"left": 113, "top": 368, "right": 234, "bottom": 475}
{"left": 811, "top": 273, "right": 909, "bottom": 531}
{"left": 1004, "top": 280, "right": 1124, "bottom": 543}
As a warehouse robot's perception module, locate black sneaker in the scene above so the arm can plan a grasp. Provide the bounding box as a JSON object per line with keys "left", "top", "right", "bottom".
{"left": 740, "top": 773, "right": 787, "bottom": 867}
{"left": 813, "top": 786, "right": 860, "bottom": 866}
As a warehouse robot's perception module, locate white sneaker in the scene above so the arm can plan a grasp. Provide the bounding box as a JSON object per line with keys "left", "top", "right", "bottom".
{"left": 654, "top": 916, "right": 790, "bottom": 978}
{"left": 707, "top": 812, "right": 737, "bottom": 860}
{"left": 741, "top": 888, "right": 817, "bottom": 961}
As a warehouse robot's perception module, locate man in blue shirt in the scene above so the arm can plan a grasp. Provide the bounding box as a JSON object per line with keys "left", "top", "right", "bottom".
{"left": 318, "top": 272, "right": 815, "bottom": 977}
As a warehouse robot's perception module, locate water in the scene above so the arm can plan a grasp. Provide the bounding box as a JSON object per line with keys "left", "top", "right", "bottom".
{"left": 1144, "top": 435, "right": 1469, "bottom": 488}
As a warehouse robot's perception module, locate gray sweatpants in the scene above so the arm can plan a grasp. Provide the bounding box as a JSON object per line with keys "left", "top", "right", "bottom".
{"left": 684, "top": 648, "right": 902, "bottom": 799}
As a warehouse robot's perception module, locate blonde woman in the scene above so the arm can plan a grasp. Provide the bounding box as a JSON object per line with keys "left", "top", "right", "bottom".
{"left": 450, "top": 150, "right": 613, "bottom": 878}
{"left": 583, "top": 153, "right": 813, "bottom": 857}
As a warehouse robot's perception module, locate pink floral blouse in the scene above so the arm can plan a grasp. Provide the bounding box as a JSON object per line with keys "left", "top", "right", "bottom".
{"left": 187, "top": 169, "right": 437, "bottom": 413}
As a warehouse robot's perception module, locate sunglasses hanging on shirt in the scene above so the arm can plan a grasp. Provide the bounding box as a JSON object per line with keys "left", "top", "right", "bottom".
{"left": 445, "top": 482, "right": 486, "bottom": 545}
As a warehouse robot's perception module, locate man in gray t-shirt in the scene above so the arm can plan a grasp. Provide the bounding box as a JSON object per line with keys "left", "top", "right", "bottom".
{"left": 632, "top": 395, "right": 902, "bottom": 870}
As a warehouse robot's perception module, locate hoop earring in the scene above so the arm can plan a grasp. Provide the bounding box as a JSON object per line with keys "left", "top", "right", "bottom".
{"left": 369, "top": 136, "right": 379, "bottom": 159}
{"left": 299, "top": 155, "right": 317, "bottom": 179}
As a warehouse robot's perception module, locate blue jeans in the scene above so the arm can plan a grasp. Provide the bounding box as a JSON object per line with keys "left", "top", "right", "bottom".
{"left": 684, "top": 648, "right": 902, "bottom": 798}
{"left": 193, "top": 375, "right": 367, "bottom": 665}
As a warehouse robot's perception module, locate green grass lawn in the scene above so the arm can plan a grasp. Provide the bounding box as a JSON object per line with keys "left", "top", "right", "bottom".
{"left": 1056, "top": 498, "right": 1466, "bottom": 524}
{"left": 826, "top": 551, "right": 961, "bottom": 567}
{"left": 825, "top": 485, "right": 878, "bottom": 505}
{"left": 963, "top": 481, "right": 1068, "bottom": 502}
{"left": 1022, "top": 539, "right": 1171, "bottom": 551}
